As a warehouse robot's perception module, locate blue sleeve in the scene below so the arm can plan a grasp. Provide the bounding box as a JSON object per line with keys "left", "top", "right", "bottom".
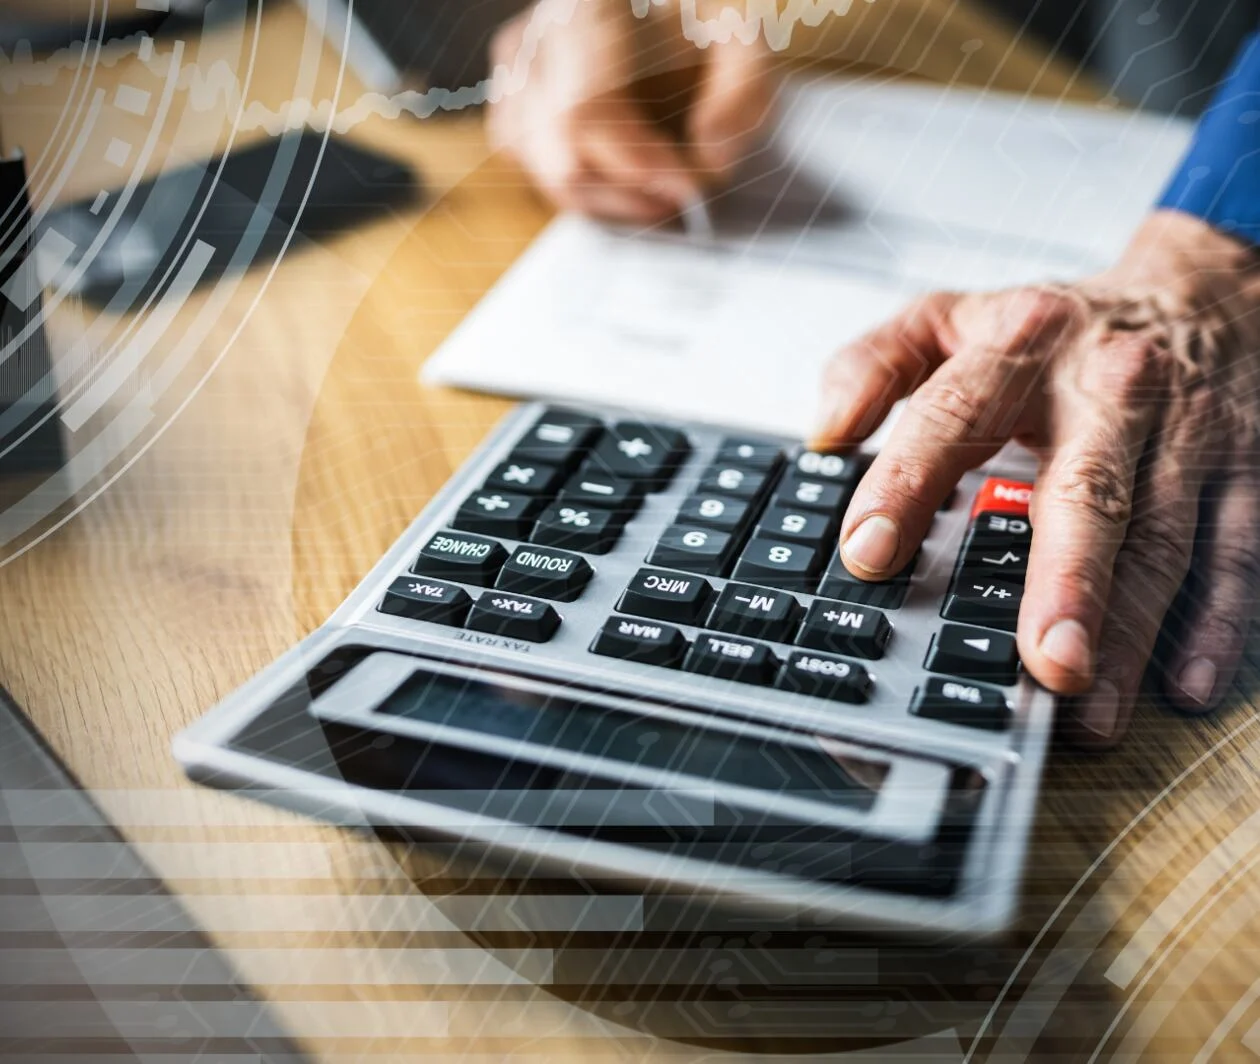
{"left": 1158, "top": 32, "right": 1260, "bottom": 245}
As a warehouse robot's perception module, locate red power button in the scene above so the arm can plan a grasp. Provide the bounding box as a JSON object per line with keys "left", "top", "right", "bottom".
{"left": 971, "top": 477, "right": 1034, "bottom": 519}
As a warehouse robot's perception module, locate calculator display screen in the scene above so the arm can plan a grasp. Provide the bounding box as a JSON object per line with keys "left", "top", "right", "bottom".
{"left": 376, "top": 671, "right": 887, "bottom": 811}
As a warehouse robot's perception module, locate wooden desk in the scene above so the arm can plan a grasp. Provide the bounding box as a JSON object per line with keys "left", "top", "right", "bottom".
{"left": 2, "top": 3, "right": 1259, "bottom": 1060}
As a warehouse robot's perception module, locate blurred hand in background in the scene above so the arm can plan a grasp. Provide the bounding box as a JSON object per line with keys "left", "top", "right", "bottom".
{"left": 487, "top": 0, "right": 777, "bottom": 223}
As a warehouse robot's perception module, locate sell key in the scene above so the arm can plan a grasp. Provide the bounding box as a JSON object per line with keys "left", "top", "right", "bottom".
{"left": 683, "top": 633, "right": 778, "bottom": 686}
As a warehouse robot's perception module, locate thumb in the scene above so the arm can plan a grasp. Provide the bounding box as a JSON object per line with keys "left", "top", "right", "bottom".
{"left": 687, "top": 37, "right": 777, "bottom": 184}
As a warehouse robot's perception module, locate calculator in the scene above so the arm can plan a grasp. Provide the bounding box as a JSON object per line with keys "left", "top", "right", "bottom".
{"left": 175, "top": 403, "right": 1052, "bottom": 939}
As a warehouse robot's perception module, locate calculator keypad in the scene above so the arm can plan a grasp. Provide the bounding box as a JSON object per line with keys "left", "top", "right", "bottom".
{"left": 376, "top": 408, "right": 1040, "bottom": 725}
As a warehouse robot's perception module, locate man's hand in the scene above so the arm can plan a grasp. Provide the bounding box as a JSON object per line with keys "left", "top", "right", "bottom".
{"left": 487, "top": 0, "right": 775, "bottom": 222}
{"left": 813, "top": 210, "right": 1260, "bottom": 747}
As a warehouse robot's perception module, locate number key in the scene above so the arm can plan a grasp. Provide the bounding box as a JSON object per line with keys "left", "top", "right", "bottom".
{"left": 772, "top": 475, "right": 852, "bottom": 515}
{"left": 648, "top": 525, "right": 735, "bottom": 576}
{"left": 696, "top": 464, "right": 769, "bottom": 500}
{"left": 755, "top": 506, "right": 834, "bottom": 546}
{"left": 677, "top": 494, "right": 751, "bottom": 533}
{"left": 730, "top": 536, "right": 821, "bottom": 592}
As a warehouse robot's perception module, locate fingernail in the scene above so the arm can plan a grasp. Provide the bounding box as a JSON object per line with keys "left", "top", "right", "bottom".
{"left": 1177, "top": 656, "right": 1217, "bottom": 706}
{"left": 842, "top": 515, "right": 900, "bottom": 575}
{"left": 1038, "top": 619, "right": 1093, "bottom": 679}
{"left": 1077, "top": 679, "right": 1119, "bottom": 740}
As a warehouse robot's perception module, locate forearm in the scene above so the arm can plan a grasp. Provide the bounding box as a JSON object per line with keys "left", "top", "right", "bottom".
{"left": 1158, "top": 32, "right": 1260, "bottom": 247}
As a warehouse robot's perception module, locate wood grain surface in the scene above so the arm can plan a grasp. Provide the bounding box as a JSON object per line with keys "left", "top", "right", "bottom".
{"left": 2, "top": 2, "right": 1259, "bottom": 1061}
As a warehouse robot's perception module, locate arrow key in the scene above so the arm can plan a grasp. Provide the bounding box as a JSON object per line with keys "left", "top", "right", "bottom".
{"left": 926, "top": 624, "right": 1019, "bottom": 685}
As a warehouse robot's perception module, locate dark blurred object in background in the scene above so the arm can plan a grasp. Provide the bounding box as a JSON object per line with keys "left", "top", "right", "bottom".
{"left": 302, "top": 0, "right": 532, "bottom": 96}
{"left": 1, "top": 1, "right": 251, "bottom": 55}
{"left": 0, "top": 153, "right": 63, "bottom": 476}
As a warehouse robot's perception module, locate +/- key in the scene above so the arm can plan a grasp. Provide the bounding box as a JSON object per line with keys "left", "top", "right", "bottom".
{"left": 943, "top": 573, "right": 1023, "bottom": 631}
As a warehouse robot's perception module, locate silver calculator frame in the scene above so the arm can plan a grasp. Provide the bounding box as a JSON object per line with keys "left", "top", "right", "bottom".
{"left": 174, "top": 402, "right": 1054, "bottom": 941}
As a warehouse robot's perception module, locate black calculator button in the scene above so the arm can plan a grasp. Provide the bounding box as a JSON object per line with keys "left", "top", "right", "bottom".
{"left": 776, "top": 650, "right": 872, "bottom": 704}
{"left": 754, "top": 506, "right": 834, "bottom": 546}
{"left": 648, "top": 525, "right": 734, "bottom": 576}
{"left": 683, "top": 633, "right": 778, "bottom": 685}
{"left": 618, "top": 568, "right": 712, "bottom": 624}
{"left": 591, "top": 616, "right": 688, "bottom": 667}
{"left": 716, "top": 437, "right": 784, "bottom": 472}
{"left": 927, "top": 625, "right": 1019, "bottom": 686}
{"left": 558, "top": 468, "right": 642, "bottom": 512}
{"left": 484, "top": 460, "right": 565, "bottom": 497}
{"left": 530, "top": 503, "right": 623, "bottom": 555}
{"left": 817, "top": 550, "right": 917, "bottom": 610}
{"left": 590, "top": 422, "right": 690, "bottom": 488}
{"left": 497, "top": 545, "right": 592, "bottom": 602}
{"left": 943, "top": 572, "right": 1023, "bottom": 631}
{"left": 512, "top": 410, "right": 603, "bottom": 468}
{"left": 414, "top": 531, "right": 508, "bottom": 586}
{"left": 707, "top": 583, "right": 802, "bottom": 642}
{"left": 452, "top": 490, "right": 542, "bottom": 539}
{"left": 696, "top": 464, "right": 769, "bottom": 500}
{"left": 772, "top": 475, "right": 852, "bottom": 514}
{"left": 467, "top": 592, "right": 560, "bottom": 642}
{"left": 913, "top": 676, "right": 1011, "bottom": 731}
{"left": 379, "top": 577, "right": 472, "bottom": 626}
{"left": 791, "top": 449, "right": 866, "bottom": 483}
{"left": 677, "top": 494, "right": 751, "bottom": 533}
{"left": 960, "top": 516, "right": 1031, "bottom": 575}
{"left": 968, "top": 510, "right": 1033, "bottom": 544}
{"left": 797, "top": 600, "right": 892, "bottom": 660}
{"left": 731, "top": 537, "right": 820, "bottom": 592}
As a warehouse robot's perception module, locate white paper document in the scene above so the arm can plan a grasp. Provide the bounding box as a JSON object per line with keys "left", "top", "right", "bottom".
{"left": 423, "top": 77, "right": 1191, "bottom": 435}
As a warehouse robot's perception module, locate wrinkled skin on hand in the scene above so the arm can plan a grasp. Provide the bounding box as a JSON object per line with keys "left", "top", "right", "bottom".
{"left": 814, "top": 210, "right": 1260, "bottom": 747}
{"left": 487, "top": 0, "right": 776, "bottom": 222}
